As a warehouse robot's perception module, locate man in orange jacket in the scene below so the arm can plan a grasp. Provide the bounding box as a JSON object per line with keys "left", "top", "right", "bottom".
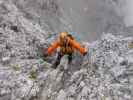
{"left": 46, "top": 32, "right": 87, "bottom": 69}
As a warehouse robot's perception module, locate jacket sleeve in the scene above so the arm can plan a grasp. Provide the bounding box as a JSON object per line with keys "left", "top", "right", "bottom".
{"left": 47, "top": 41, "right": 60, "bottom": 55}
{"left": 70, "top": 39, "right": 86, "bottom": 55}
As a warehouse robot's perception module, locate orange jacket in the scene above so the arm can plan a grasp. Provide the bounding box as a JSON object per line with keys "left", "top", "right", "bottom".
{"left": 47, "top": 38, "right": 86, "bottom": 55}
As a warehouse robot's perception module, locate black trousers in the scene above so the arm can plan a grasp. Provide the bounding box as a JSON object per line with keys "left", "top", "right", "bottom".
{"left": 52, "top": 52, "right": 72, "bottom": 69}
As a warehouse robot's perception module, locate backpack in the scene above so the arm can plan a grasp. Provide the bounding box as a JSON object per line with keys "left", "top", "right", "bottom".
{"left": 46, "top": 32, "right": 80, "bottom": 43}
{"left": 69, "top": 32, "right": 80, "bottom": 42}
{"left": 67, "top": 34, "right": 74, "bottom": 40}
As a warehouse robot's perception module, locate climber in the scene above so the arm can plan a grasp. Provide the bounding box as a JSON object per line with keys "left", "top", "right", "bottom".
{"left": 44, "top": 32, "right": 87, "bottom": 69}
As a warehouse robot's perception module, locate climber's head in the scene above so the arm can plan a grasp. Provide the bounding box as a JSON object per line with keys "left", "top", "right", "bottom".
{"left": 59, "top": 32, "right": 68, "bottom": 41}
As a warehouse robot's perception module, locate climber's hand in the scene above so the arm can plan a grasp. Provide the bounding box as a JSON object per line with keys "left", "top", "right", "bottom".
{"left": 43, "top": 48, "right": 49, "bottom": 57}
{"left": 83, "top": 51, "right": 87, "bottom": 56}
{"left": 43, "top": 52, "right": 48, "bottom": 57}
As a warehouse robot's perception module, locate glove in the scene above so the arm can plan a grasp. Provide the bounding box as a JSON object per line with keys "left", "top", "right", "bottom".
{"left": 83, "top": 51, "right": 87, "bottom": 56}
{"left": 43, "top": 52, "right": 48, "bottom": 57}
{"left": 43, "top": 48, "right": 49, "bottom": 57}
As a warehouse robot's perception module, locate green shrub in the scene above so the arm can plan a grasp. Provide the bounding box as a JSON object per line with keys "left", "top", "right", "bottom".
{"left": 12, "top": 64, "right": 20, "bottom": 71}
{"left": 29, "top": 70, "right": 37, "bottom": 80}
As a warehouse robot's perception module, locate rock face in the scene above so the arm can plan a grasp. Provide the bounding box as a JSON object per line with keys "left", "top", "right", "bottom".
{"left": 39, "top": 34, "right": 133, "bottom": 100}
{"left": 0, "top": 0, "right": 133, "bottom": 100}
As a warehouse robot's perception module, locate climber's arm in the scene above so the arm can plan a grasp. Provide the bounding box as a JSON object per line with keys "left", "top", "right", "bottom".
{"left": 47, "top": 41, "right": 60, "bottom": 56}
{"left": 70, "top": 39, "right": 86, "bottom": 55}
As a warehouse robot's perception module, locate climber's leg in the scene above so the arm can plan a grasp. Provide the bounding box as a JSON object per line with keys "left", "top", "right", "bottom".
{"left": 68, "top": 53, "right": 72, "bottom": 64}
{"left": 52, "top": 52, "right": 63, "bottom": 69}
